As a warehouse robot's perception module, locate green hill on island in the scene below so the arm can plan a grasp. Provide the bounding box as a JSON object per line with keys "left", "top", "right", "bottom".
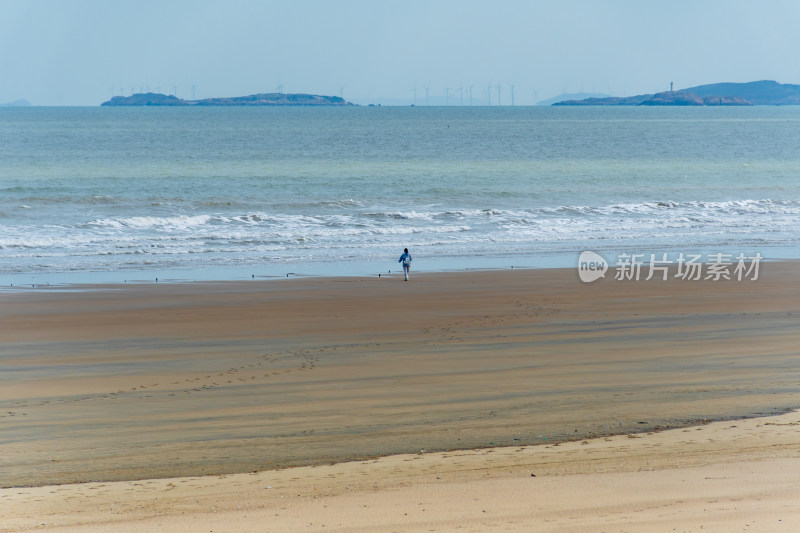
{"left": 554, "top": 80, "right": 800, "bottom": 106}
{"left": 101, "top": 92, "right": 355, "bottom": 106}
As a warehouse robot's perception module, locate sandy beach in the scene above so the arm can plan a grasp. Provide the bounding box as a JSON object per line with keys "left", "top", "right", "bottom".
{"left": 2, "top": 264, "right": 800, "bottom": 530}
{"left": 3, "top": 410, "right": 799, "bottom": 532}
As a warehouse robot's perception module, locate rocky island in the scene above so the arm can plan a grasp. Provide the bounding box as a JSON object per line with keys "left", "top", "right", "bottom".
{"left": 101, "top": 92, "right": 355, "bottom": 106}
{"left": 554, "top": 80, "right": 800, "bottom": 106}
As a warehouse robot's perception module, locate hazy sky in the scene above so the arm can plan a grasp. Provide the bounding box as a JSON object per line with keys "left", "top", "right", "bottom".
{"left": 3, "top": 0, "right": 800, "bottom": 106}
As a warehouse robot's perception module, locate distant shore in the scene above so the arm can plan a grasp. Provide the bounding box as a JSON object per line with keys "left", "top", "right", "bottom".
{"left": 553, "top": 80, "right": 800, "bottom": 105}
{"left": 101, "top": 91, "right": 355, "bottom": 106}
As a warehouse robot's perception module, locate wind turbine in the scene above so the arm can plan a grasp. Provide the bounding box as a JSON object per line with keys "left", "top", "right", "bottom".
{"left": 487, "top": 82, "right": 492, "bottom": 106}
{"left": 445, "top": 85, "right": 450, "bottom": 106}
{"left": 495, "top": 83, "right": 502, "bottom": 106}
{"left": 458, "top": 84, "right": 464, "bottom": 106}
{"left": 276, "top": 83, "right": 284, "bottom": 94}
{"left": 510, "top": 84, "right": 515, "bottom": 106}
{"left": 172, "top": 84, "right": 177, "bottom": 96}
{"left": 469, "top": 83, "right": 475, "bottom": 106}
{"left": 425, "top": 84, "right": 430, "bottom": 106}
{"left": 191, "top": 83, "right": 197, "bottom": 100}
{"left": 412, "top": 85, "right": 417, "bottom": 106}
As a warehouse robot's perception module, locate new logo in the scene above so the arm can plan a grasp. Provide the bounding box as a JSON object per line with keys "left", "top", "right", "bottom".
{"left": 578, "top": 251, "right": 608, "bottom": 283}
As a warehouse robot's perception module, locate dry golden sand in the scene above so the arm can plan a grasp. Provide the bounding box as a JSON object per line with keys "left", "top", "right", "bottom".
{"left": 2, "top": 264, "right": 800, "bottom": 530}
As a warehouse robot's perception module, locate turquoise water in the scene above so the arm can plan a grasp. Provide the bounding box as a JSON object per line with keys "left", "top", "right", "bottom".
{"left": 2, "top": 106, "right": 800, "bottom": 284}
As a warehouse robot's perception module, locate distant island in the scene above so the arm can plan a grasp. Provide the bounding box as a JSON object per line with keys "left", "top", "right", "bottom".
{"left": 0, "top": 99, "right": 32, "bottom": 107}
{"left": 101, "top": 92, "right": 355, "bottom": 107}
{"left": 537, "top": 92, "right": 612, "bottom": 106}
{"left": 554, "top": 80, "right": 800, "bottom": 106}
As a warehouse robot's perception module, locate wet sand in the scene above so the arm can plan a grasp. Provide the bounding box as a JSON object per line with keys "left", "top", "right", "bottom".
{"left": 1, "top": 263, "right": 800, "bottom": 530}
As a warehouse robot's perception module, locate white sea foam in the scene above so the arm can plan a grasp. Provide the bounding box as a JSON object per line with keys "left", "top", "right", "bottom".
{"left": 3, "top": 195, "right": 797, "bottom": 273}
{"left": 88, "top": 214, "right": 215, "bottom": 230}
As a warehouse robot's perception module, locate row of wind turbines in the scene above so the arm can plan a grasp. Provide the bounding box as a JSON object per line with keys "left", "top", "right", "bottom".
{"left": 411, "top": 83, "right": 539, "bottom": 106}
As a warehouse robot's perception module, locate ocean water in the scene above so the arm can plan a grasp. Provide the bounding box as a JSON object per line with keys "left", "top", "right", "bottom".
{"left": 2, "top": 106, "right": 800, "bottom": 284}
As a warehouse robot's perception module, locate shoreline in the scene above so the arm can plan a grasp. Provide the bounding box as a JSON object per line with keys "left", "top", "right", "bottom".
{"left": 2, "top": 264, "right": 799, "bottom": 489}
{"left": 4, "top": 246, "right": 800, "bottom": 291}
{"left": 0, "top": 254, "right": 561, "bottom": 290}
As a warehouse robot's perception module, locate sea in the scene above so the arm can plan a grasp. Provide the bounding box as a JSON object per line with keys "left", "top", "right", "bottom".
{"left": 2, "top": 105, "right": 800, "bottom": 286}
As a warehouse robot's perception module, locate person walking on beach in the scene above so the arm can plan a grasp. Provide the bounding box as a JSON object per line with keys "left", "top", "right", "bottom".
{"left": 398, "top": 248, "right": 412, "bottom": 281}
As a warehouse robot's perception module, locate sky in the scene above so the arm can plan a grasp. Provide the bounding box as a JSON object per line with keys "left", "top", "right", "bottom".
{"left": 2, "top": 0, "right": 800, "bottom": 106}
